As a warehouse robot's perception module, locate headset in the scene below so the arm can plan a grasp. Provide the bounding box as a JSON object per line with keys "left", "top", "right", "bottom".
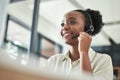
{"left": 70, "top": 10, "right": 95, "bottom": 39}
{"left": 84, "top": 11, "right": 94, "bottom": 35}
{"left": 73, "top": 10, "right": 94, "bottom": 36}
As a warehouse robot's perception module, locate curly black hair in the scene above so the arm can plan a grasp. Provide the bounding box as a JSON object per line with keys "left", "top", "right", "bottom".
{"left": 73, "top": 8, "right": 104, "bottom": 36}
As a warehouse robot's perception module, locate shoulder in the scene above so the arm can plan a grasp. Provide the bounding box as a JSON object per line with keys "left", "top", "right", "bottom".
{"left": 89, "top": 48, "right": 112, "bottom": 63}
{"left": 92, "top": 52, "right": 113, "bottom": 80}
{"left": 95, "top": 52, "right": 112, "bottom": 62}
{"left": 93, "top": 52, "right": 112, "bottom": 67}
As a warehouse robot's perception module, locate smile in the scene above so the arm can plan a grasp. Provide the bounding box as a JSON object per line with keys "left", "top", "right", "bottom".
{"left": 63, "top": 33, "right": 71, "bottom": 38}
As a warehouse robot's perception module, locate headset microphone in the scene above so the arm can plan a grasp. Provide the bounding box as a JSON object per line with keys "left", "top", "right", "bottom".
{"left": 71, "top": 10, "right": 94, "bottom": 39}
{"left": 71, "top": 34, "right": 79, "bottom": 39}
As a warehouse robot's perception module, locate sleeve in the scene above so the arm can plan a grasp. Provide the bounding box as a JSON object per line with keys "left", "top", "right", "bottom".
{"left": 93, "top": 54, "right": 113, "bottom": 80}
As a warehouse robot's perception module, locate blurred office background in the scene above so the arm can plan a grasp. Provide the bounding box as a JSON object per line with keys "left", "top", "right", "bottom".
{"left": 0, "top": 0, "right": 120, "bottom": 80}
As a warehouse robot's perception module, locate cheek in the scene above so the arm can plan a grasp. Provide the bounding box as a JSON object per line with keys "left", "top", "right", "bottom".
{"left": 73, "top": 25, "right": 84, "bottom": 33}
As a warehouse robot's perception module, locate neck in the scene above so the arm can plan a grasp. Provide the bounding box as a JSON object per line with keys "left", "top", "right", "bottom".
{"left": 68, "top": 45, "right": 80, "bottom": 61}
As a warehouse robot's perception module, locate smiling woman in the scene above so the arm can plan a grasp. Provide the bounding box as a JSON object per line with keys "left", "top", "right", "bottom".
{"left": 0, "top": 0, "right": 118, "bottom": 80}
{"left": 44, "top": 8, "right": 113, "bottom": 80}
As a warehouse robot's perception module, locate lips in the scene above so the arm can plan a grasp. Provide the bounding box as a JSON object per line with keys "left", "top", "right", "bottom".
{"left": 63, "top": 33, "right": 71, "bottom": 38}
{"left": 62, "top": 31, "right": 73, "bottom": 38}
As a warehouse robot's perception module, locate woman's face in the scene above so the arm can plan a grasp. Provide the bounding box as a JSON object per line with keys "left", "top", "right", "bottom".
{"left": 60, "top": 11, "right": 86, "bottom": 45}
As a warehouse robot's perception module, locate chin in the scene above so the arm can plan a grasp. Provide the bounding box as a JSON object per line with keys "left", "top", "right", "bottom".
{"left": 64, "top": 40, "right": 78, "bottom": 45}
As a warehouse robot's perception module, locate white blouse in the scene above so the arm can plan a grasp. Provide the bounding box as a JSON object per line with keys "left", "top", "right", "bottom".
{"left": 45, "top": 48, "right": 113, "bottom": 80}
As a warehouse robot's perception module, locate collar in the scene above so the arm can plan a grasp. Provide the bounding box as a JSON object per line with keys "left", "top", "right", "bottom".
{"left": 62, "top": 48, "right": 96, "bottom": 63}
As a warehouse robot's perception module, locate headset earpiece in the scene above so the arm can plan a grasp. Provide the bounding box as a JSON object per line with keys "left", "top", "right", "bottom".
{"left": 86, "top": 25, "right": 94, "bottom": 34}
{"left": 84, "top": 11, "right": 94, "bottom": 35}
{"left": 90, "top": 25, "right": 94, "bottom": 32}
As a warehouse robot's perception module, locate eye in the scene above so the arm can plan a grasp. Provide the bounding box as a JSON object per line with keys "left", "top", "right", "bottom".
{"left": 61, "top": 23, "right": 65, "bottom": 27}
{"left": 68, "top": 20, "right": 76, "bottom": 25}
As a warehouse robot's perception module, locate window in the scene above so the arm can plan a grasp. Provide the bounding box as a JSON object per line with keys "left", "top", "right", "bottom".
{"left": 7, "top": 20, "right": 31, "bottom": 48}
{"left": 41, "top": 38, "right": 61, "bottom": 58}
{"left": 4, "top": 19, "right": 30, "bottom": 64}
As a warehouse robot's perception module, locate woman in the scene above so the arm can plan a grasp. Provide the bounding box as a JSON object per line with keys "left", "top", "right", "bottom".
{"left": 45, "top": 9, "right": 113, "bottom": 80}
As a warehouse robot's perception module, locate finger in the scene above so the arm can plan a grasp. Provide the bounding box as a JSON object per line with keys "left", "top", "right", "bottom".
{"left": 78, "top": 34, "right": 92, "bottom": 41}
{"left": 79, "top": 33, "right": 89, "bottom": 39}
{"left": 80, "top": 32, "right": 89, "bottom": 36}
{"left": 78, "top": 34, "right": 87, "bottom": 40}
{"left": 80, "top": 32, "right": 91, "bottom": 38}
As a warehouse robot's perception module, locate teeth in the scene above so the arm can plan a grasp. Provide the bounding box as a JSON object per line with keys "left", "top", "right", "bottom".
{"left": 63, "top": 33, "right": 70, "bottom": 38}
{"left": 64, "top": 33, "right": 70, "bottom": 36}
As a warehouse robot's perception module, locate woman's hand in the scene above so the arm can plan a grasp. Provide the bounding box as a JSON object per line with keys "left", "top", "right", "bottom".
{"left": 78, "top": 32, "right": 92, "bottom": 73}
{"left": 78, "top": 32, "right": 92, "bottom": 54}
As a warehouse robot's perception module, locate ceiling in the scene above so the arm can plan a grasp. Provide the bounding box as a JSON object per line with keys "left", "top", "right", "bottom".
{"left": 7, "top": 0, "right": 120, "bottom": 47}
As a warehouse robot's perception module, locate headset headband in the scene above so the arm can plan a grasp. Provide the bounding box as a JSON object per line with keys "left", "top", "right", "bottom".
{"left": 74, "top": 10, "right": 94, "bottom": 34}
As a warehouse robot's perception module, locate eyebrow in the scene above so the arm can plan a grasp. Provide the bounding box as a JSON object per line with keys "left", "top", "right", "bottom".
{"left": 62, "top": 17, "right": 77, "bottom": 22}
{"left": 68, "top": 17, "right": 77, "bottom": 20}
